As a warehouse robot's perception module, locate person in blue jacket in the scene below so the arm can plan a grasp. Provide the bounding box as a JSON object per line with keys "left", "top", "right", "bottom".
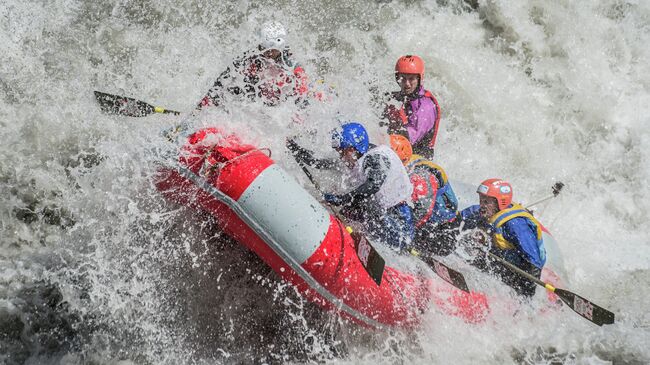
{"left": 286, "top": 122, "right": 414, "bottom": 251}
{"left": 458, "top": 179, "right": 547, "bottom": 298}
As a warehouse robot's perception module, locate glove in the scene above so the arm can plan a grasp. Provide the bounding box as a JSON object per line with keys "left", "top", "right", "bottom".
{"left": 383, "top": 104, "right": 401, "bottom": 122}
{"left": 285, "top": 137, "right": 299, "bottom": 151}
{"left": 323, "top": 193, "right": 343, "bottom": 206}
{"left": 286, "top": 138, "right": 304, "bottom": 161}
{"left": 471, "top": 229, "right": 491, "bottom": 249}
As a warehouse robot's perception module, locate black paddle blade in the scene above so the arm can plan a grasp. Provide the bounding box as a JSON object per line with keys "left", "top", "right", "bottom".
{"left": 94, "top": 91, "right": 156, "bottom": 117}
{"left": 419, "top": 254, "right": 470, "bottom": 292}
{"left": 555, "top": 288, "right": 615, "bottom": 326}
{"left": 350, "top": 231, "right": 385, "bottom": 286}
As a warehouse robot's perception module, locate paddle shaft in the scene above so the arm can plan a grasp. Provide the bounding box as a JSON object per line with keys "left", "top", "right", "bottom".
{"left": 486, "top": 251, "right": 546, "bottom": 287}
{"left": 526, "top": 194, "right": 557, "bottom": 209}
{"left": 410, "top": 249, "right": 470, "bottom": 292}
{"left": 526, "top": 181, "right": 564, "bottom": 209}
{"left": 296, "top": 161, "right": 322, "bottom": 193}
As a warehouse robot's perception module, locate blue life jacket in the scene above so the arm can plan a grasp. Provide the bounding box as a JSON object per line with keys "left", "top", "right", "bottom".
{"left": 488, "top": 204, "right": 546, "bottom": 268}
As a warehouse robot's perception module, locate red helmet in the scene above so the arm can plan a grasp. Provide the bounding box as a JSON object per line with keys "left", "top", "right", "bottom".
{"left": 395, "top": 55, "right": 425, "bottom": 81}
{"left": 389, "top": 134, "right": 413, "bottom": 164}
{"left": 477, "top": 178, "right": 513, "bottom": 211}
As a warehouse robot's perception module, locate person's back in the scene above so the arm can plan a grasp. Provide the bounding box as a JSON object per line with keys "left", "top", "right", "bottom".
{"left": 389, "top": 135, "right": 458, "bottom": 255}
{"left": 349, "top": 144, "right": 412, "bottom": 212}
{"left": 407, "top": 155, "right": 457, "bottom": 224}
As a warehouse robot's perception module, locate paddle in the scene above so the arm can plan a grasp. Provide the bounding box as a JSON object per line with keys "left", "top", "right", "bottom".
{"left": 486, "top": 251, "right": 615, "bottom": 326}
{"left": 94, "top": 91, "right": 181, "bottom": 117}
{"left": 290, "top": 149, "right": 469, "bottom": 292}
{"left": 409, "top": 248, "right": 470, "bottom": 292}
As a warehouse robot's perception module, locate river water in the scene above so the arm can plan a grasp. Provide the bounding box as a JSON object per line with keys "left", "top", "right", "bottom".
{"left": 1, "top": 0, "right": 649, "bottom": 364}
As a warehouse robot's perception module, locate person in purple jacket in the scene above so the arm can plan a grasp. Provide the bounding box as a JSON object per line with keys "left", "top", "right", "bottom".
{"left": 382, "top": 55, "right": 441, "bottom": 158}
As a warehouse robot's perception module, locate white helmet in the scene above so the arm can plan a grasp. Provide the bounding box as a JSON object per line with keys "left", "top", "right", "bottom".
{"left": 259, "top": 21, "right": 287, "bottom": 50}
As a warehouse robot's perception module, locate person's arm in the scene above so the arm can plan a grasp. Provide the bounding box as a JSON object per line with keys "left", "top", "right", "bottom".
{"left": 502, "top": 218, "right": 544, "bottom": 268}
{"left": 197, "top": 66, "right": 233, "bottom": 109}
{"left": 332, "top": 154, "right": 388, "bottom": 206}
{"left": 286, "top": 139, "right": 338, "bottom": 170}
{"left": 456, "top": 205, "right": 482, "bottom": 230}
{"left": 198, "top": 52, "right": 255, "bottom": 109}
{"left": 381, "top": 92, "right": 407, "bottom": 132}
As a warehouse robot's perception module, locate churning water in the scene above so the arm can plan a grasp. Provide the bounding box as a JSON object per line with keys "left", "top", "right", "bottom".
{"left": 1, "top": 0, "right": 649, "bottom": 364}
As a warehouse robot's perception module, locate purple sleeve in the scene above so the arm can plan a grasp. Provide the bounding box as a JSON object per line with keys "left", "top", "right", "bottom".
{"left": 405, "top": 97, "right": 438, "bottom": 144}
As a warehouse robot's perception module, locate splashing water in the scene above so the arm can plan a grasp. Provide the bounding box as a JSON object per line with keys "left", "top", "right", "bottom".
{"left": 1, "top": 0, "right": 649, "bottom": 363}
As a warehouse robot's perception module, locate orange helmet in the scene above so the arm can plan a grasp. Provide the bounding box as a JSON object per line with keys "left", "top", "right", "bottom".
{"left": 477, "top": 178, "right": 513, "bottom": 211}
{"left": 389, "top": 134, "right": 413, "bottom": 164}
{"left": 395, "top": 55, "right": 425, "bottom": 81}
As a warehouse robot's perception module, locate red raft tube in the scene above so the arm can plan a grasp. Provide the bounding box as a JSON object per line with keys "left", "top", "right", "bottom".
{"left": 155, "top": 128, "right": 489, "bottom": 328}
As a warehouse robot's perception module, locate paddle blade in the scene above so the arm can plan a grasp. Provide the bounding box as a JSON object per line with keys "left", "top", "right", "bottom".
{"left": 94, "top": 91, "right": 158, "bottom": 117}
{"left": 349, "top": 230, "right": 385, "bottom": 286}
{"left": 555, "top": 288, "right": 615, "bottom": 326}
{"left": 420, "top": 254, "right": 470, "bottom": 292}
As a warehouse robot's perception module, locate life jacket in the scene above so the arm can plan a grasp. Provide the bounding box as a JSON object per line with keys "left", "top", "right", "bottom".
{"left": 292, "top": 66, "right": 309, "bottom": 96}
{"left": 396, "top": 89, "right": 441, "bottom": 149}
{"left": 487, "top": 203, "right": 546, "bottom": 265}
{"left": 406, "top": 154, "right": 458, "bottom": 227}
{"left": 350, "top": 145, "right": 412, "bottom": 210}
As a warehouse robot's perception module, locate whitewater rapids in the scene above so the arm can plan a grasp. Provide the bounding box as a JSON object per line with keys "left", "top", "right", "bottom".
{"left": 1, "top": 0, "right": 649, "bottom": 363}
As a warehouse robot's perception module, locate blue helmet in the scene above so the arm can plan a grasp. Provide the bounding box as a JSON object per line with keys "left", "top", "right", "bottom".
{"left": 331, "top": 122, "right": 369, "bottom": 154}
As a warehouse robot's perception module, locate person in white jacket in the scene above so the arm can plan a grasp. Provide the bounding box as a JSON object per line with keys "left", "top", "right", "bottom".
{"left": 287, "top": 122, "right": 414, "bottom": 251}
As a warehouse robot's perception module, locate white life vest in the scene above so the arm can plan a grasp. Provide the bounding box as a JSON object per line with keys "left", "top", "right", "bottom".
{"left": 349, "top": 145, "right": 412, "bottom": 210}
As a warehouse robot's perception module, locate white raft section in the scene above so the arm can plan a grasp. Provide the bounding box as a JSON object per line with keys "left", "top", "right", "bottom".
{"left": 237, "top": 164, "right": 329, "bottom": 264}
{"left": 174, "top": 163, "right": 386, "bottom": 328}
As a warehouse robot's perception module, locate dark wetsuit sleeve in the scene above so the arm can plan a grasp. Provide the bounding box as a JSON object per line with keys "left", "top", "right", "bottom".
{"left": 199, "top": 53, "right": 251, "bottom": 108}
{"left": 199, "top": 67, "right": 232, "bottom": 108}
{"left": 286, "top": 139, "right": 338, "bottom": 169}
{"left": 337, "top": 154, "right": 389, "bottom": 206}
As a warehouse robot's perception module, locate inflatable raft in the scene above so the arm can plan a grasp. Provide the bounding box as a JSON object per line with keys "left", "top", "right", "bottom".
{"left": 154, "top": 127, "right": 490, "bottom": 328}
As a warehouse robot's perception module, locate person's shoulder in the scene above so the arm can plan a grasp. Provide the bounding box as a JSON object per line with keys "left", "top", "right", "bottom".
{"left": 504, "top": 216, "right": 536, "bottom": 233}
{"left": 418, "top": 90, "right": 436, "bottom": 102}
{"left": 363, "top": 146, "right": 390, "bottom": 165}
